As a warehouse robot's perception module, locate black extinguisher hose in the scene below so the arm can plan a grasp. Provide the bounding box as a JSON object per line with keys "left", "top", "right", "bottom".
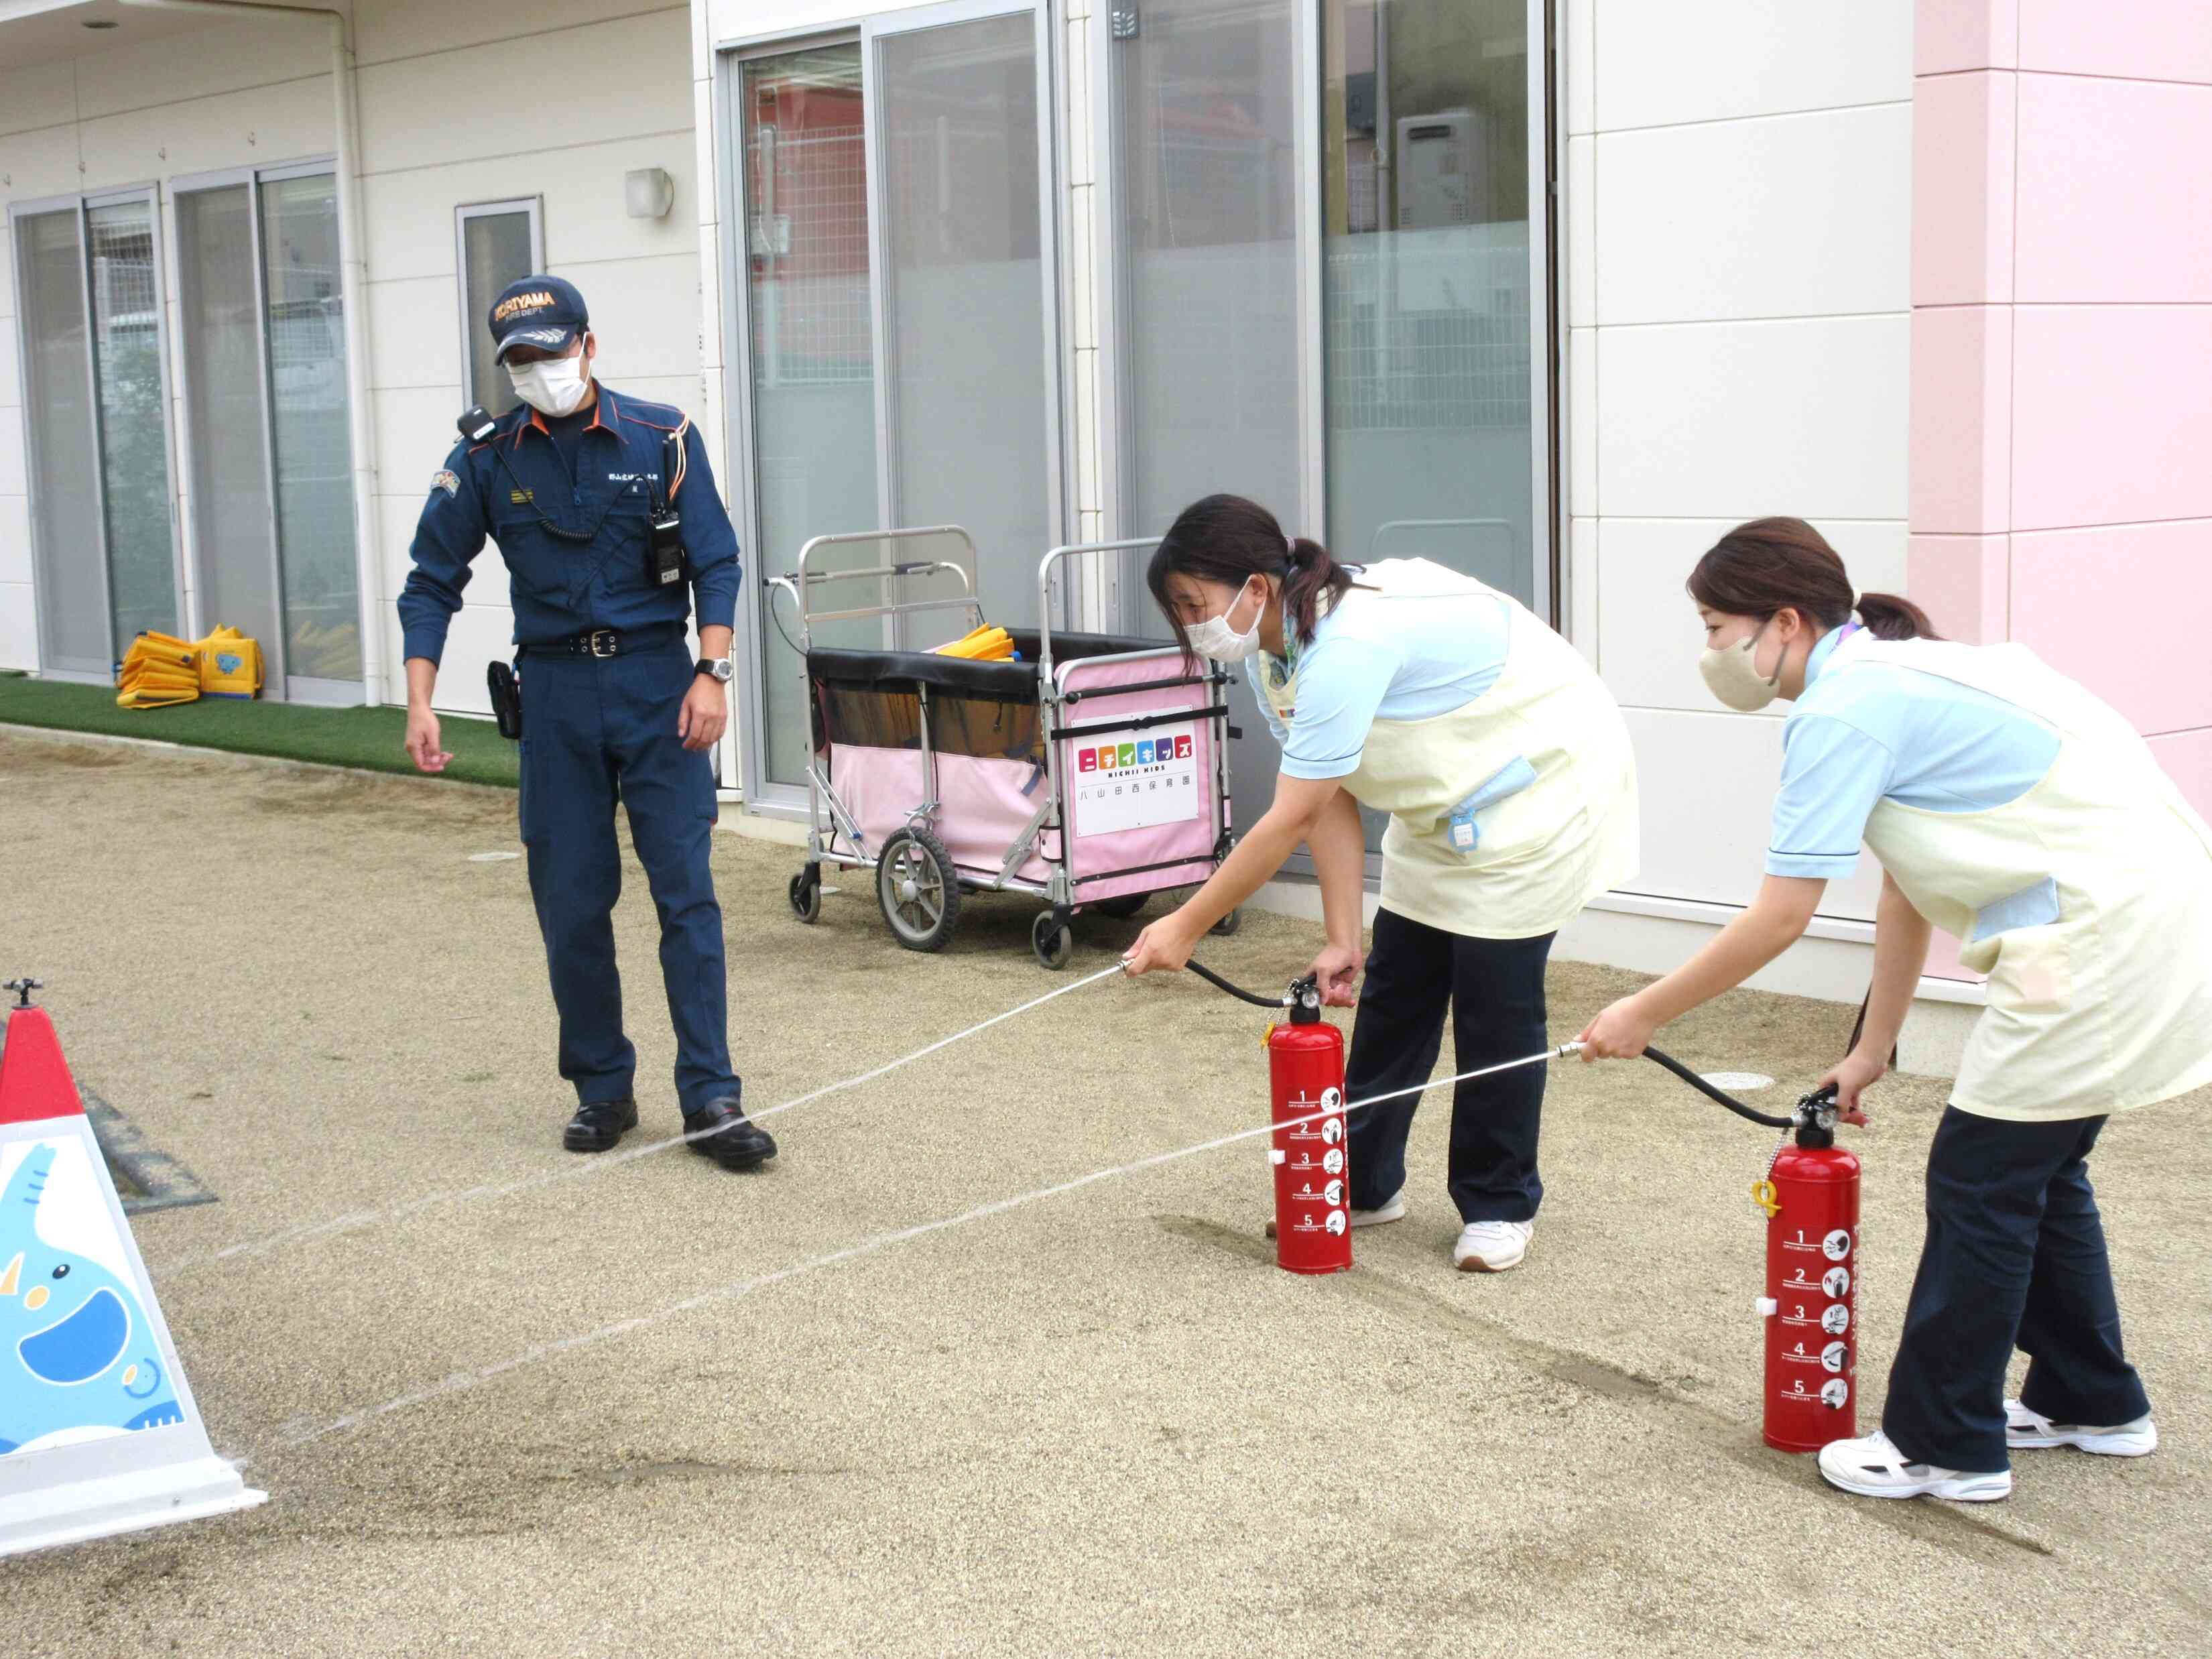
{"left": 1178, "top": 958, "right": 1863, "bottom": 1133}
{"left": 1636, "top": 1046, "right": 1795, "bottom": 1129}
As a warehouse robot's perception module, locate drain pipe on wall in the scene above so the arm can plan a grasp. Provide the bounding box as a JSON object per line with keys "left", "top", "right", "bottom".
{"left": 121, "top": 0, "right": 386, "bottom": 708}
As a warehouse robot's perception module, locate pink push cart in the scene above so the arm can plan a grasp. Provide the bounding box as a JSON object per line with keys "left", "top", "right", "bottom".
{"left": 770, "top": 532, "right": 1240, "bottom": 969}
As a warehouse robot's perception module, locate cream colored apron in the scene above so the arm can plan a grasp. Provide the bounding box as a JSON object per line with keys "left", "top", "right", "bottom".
{"left": 1257, "top": 559, "right": 1638, "bottom": 940}
{"left": 1839, "top": 634, "right": 2212, "bottom": 1120}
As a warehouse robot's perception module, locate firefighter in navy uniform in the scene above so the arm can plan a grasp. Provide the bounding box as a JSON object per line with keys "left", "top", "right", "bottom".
{"left": 397, "top": 275, "right": 776, "bottom": 1171}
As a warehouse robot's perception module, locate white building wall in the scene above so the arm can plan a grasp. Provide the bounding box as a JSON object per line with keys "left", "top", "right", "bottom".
{"left": 1552, "top": 1, "right": 1973, "bottom": 1056}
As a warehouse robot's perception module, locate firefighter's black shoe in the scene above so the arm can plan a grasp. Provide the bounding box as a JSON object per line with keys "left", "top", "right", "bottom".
{"left": 564, "top": 1097, "right": 638, "bottom": 1154}
{"left": 683, "top": 1097, "right": 778, "bottom": 1171}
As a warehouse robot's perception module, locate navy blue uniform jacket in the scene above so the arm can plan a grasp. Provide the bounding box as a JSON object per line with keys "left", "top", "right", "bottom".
{"left": 396, "top": 385, "right": 741, "bottom": 664}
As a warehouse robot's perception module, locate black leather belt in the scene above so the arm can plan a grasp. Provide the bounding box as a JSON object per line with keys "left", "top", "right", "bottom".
{"left": 517, "top": 625, "right": 685, "bottom": 660}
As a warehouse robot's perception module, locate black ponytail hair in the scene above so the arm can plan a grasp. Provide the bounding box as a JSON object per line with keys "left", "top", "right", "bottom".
{"left": 1146, "top": 493, "right": 1356, "bottom": 658}
{"left": 1688, "top": 516, "right": 1941, "bottom": 642}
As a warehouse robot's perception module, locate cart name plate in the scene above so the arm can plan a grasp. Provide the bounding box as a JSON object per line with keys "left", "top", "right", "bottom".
{"left": 1072, "top": 724, "right": 1201, "bottom": 836}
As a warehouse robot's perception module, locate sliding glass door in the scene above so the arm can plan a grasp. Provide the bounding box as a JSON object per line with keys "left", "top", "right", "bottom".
{"left": 13, "top": 206, "right": 111, "bottom": 679}
{"left": 171, "top": 165, "right": 361, "bottom": 700}
{"left": 176, "top": 183, "right": 283, "bottom": 667}
{"left": 728, "top": 2, "right": 1063, "bottom": 808}
{"left": 86, "top": 196, "right": 180, "bottom": 648}
{"left": 13, "top": 193, "right": 182, "bottom": 679}
{"left": 1100, "top": 0, "right": 1550, "bottom": 859}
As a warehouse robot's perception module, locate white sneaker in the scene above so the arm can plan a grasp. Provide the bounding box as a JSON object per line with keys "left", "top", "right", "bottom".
{"left": 1452, "top": 1219, "right": 1532, "bottom": 1273}
{"left": 1265, "top": 1188, "right": 1405, "bottom": 1239}
{"left": 1817, "top": 1430, "right": 2013, "bottom": 1502}
{"left": 2006, "top": 1398, "right": 2158, "bottom": 1458}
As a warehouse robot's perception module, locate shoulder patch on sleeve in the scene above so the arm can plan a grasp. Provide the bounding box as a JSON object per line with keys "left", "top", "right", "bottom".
{"left": 430, "top": 469, "right": 460, "bottom": 498}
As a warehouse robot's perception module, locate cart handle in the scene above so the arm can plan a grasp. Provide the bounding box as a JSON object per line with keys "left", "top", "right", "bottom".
{"left": 794, "top": 526, "right": 981, "bottom": 648}
{"left": 1035, "top": 537, "right": 1165, "bottom": 679}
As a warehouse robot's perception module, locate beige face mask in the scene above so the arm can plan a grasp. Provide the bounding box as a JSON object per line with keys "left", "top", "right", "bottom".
{"left": 1699, "top": 617, "right": 1783, "bottom": 711}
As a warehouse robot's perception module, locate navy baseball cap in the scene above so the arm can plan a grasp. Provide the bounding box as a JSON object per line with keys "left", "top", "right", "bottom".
{"left": 489, "top": 275, "right": 588, "bottom": 363}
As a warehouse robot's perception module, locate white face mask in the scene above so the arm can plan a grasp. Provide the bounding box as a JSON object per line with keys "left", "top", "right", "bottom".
{"left": 1186, "top": 578, "right": 1266, "bottom": 663}
{"left": 508, "top": 348, "right": 592, "bottom": 418}
{"left": 1699, "top": 616, "right": 1784, "bottom": 712}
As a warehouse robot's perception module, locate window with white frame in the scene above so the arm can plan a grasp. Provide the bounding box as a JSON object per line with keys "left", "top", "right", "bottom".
{"left": 456, "top": 199, "right": 545, "bottom": 417}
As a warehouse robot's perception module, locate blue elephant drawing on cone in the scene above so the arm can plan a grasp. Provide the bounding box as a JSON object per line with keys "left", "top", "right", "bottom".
{"left": 0, "top": 1142, "right": 180, "bottom": 1457}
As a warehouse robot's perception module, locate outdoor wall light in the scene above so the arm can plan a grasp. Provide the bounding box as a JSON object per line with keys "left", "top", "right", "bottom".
{"left": 624, "top": 168, "right": 674, "bottom": 221}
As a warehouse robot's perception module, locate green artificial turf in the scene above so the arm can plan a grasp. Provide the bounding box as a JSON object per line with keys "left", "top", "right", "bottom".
{"left": 0, "top": 674, "right": 518, "bottom": 789}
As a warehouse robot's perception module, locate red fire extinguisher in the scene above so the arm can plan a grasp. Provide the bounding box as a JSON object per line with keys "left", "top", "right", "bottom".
{"left": 1754, "top": 1090, "right": 1860, "bottom": 1453}
{"left": 1268, "top": 977, "right": 1352, "bottom": 1276}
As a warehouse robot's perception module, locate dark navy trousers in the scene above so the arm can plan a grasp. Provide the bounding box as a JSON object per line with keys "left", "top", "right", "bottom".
{"left": 517, "top": 641, "right": 738, "bottom": 1115}
{"left": 1343, "top": 909, "right": 1554, "bottom": 1225}
{"left": 1882, "top": 1107, "right": 2149, "bottom": 1473}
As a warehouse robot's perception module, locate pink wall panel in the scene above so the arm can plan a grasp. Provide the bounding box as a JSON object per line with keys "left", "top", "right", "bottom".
{"left": 1913, "top": 71, "right": 2016, "bottom": 306}
{"left": 1908, "top": 306, "right": 2012, "bottom": 534}
{"left": 1906, "top": 534, "right": 2009, "bottom": 642}
{"left": 2015, "top": 74, "right": 2212, "bottom": 303}
{"left": 2018, "top": 0, "right": 2212, "bottom": 85}
{"left": 2010, "top": 306, "right": 2212, "bottom": 530}
{"left": 2146, "top": 728, "right": 2212, "bottom": 816}
{"left": 2009, "top": 519, "right": 2212, "bottom": 735}
{"left": 1917, "top": 0, "right": 2018, "bottom": 75}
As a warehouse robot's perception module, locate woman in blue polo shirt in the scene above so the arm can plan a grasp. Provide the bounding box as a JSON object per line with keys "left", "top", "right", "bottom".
{"left": 1121, "top": 494, "right": 1638, "bottom": 1273}
{"left": 1579, "top": 516, "right": 2212, "bottom": 1503}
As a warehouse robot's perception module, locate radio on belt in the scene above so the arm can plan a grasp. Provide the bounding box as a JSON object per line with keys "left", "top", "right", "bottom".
{"left": 1266, "top": 977, "right": 1352, "bottom": 1275}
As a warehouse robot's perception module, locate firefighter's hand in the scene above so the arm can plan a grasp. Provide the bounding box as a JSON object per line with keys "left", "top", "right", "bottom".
{"left": 1576, "top": 995, "right": 1656, "bottom": 1061}
{"left": 1308, "top": 942, "right": 1363, "bottom": 1007}
{"left": 405, "top": 705, "right": 452, "bottom": 774}
{"left": 1817, "top": 1050, "right": 1884, "bottom": 1127}
{"left": 678, "top": 676, "right": 727, "bottom": 752}
{"left": 1122, "top": 916, "right": 1199, "bottom": 977}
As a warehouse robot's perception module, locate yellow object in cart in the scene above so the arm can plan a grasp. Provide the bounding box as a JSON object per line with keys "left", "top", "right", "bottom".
{"left": 930, "top": 624, "right": 1013, "bottom": 662}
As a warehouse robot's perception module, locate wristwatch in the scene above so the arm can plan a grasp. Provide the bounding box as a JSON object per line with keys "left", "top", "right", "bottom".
{"left": 694, "top": 657, "right": 734, "bottom": 684}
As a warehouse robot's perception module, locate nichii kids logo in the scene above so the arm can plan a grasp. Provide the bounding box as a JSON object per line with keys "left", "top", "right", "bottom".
{"left": 1078, "top": 733, "right": 1193, "bottom": 774}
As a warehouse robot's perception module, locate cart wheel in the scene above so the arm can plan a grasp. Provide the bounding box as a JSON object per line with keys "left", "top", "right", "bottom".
{"left": 1210, "top": 906, "right": 1242, "bottom": 937}
{"left": 1031, "top": 910, "right": 1074, "bottom": 971}
{"left": 788, "top": 867, "right": 822, "bottom": 924}
{"left": 877, "top": 828, "right": 961, "bottom": 952}
{"left": 1091, "top": 893, "right": 1148, "bottom": 921}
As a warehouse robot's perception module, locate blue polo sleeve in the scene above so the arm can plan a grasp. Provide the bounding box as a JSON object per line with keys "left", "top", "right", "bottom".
{"left": 674, "top": 422, "right": 741, "bottom": 632}
{"left": 1766, "top": 714, "right": 1895, "bottom": 879}
{"left": 1278, "top": 635, "right": 1398, "bottom": 781}
{"left": 396, "top": 442, "right": 489, "bottom": 666}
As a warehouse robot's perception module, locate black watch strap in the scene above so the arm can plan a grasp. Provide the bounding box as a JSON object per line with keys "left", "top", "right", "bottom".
{"left": 695, "top": 657, "right": 732, "bottom": 682}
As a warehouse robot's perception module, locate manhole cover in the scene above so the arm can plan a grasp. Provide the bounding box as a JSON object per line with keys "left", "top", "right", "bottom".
{"left": 468, "top": 851, "right": 521, "bottom": 863}
{"left": 1701, "top": 1072, "right": 1775, "bottom": 1092}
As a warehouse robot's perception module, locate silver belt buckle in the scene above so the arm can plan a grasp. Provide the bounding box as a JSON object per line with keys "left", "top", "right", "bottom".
{"left": 588, "top": 629, "right": 618, "bottom": 658}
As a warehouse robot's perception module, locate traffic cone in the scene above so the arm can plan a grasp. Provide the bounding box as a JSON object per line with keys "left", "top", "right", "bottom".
{"left": 0, "top": 983, "right": 265, "bottom": 1558}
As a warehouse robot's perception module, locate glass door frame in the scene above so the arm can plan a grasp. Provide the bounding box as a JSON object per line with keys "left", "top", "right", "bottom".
{"left": 1091, "top": 0, "right": 1556, "bottom": 618}
{"left": 9, "top": 186, "right": 188, "bottom": 683}
{"left": 168, "top": 158, "right": 359, "bottom": 702}
{"left": 715, "top": 1, "right": 1071, "bottom": 820}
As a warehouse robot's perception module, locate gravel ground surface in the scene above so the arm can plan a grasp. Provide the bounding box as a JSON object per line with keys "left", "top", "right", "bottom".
{"left": 3, "top": 727, "right": 2207, "bottom": 1658}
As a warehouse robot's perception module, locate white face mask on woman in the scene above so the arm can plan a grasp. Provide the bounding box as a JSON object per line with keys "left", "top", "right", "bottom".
{"left": 1186, "top": 577, "right": 1266, "bottom": 663}
{"left": 508, "top": 348, "right": 592, "bottom": 418}
{"left": 1699, "top": 615, "right": 1784, "bottom": 711}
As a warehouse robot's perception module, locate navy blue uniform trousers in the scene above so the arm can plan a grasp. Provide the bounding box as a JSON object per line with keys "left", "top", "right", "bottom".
{"left": 1882, "top": 1107, "right": 2149, "bottom": 1473}
{"left": 517, "top": 641, "right": 738, "bottom": 1115}
{"left": 1343, "top": 909, "right": 1553, "bottom": 1225}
